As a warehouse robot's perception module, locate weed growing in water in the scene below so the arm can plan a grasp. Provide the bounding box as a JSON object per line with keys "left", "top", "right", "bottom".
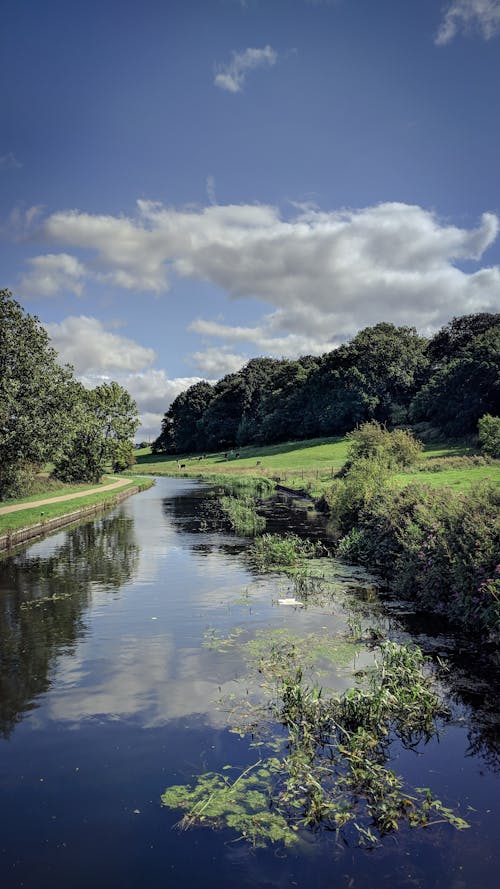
{"left": 250, "top": 533, "right": 324, "bottom": 569}
{"left": 218, "top": 494, "right": 266, "bottom": 536}
{"left": 162, "top": 639, "right": 468, "bottom": 847}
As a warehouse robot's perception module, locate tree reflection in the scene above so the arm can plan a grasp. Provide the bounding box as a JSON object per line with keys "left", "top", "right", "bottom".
{"left": 0, "top": 513, "right": 139, "bottom": 737}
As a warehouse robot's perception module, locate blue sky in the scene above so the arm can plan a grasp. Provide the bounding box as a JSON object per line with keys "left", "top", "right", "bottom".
{"left": 1, "top": 0, "right": 499, "bottom": 437}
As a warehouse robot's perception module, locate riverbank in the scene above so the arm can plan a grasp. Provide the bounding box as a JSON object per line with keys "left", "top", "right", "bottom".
{"left": 154, "top": 431, "right": 498, "bottom": 642}
{"left": 131, "top": 436, "right": 500, "bottom": 496}
{"left": 0, "top": 477, "right": 154, "bottom": 552}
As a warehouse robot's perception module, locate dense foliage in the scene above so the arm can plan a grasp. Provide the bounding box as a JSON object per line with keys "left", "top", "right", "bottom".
{"left": 335, "top": 472, "right": 499, "bottom": 637}
{"left": 154, "top": 314, "right": 500, "bottom": 453}
{"left": 0, "top": 290, "right": 139, "bottom": 497}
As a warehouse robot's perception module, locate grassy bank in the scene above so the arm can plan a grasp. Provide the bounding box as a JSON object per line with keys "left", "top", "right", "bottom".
{"left": 0, "top": 477, "right": 154, "bottom": 537}
{"left": 0, "top": 475, "right": 125, "bottom": 509}
{"left": 132, "top": 437, "right": 500, "bottom": 495}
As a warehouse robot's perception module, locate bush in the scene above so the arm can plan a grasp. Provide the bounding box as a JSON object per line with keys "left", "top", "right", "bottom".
{"left": 346, "top": 421, "right": 423, "bottom": 468}
{"left": 0, "top": 461, "right": 36, "bottom": 500}
{"left": 337, "top": 482, "right": 500, "bottom": 637}
{"left": 478, "top": 414, "right": 500, "bottom": 458}
{"left": 324, "top": 456, "right": 393, "bottom": 532}
{"left": 112, "top": 440, "right": 136, "bottom": 472}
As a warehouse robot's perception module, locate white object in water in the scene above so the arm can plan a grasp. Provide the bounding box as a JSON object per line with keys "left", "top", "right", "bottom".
{"left": 277, "top": 597, "right": 304, "bottom": 607}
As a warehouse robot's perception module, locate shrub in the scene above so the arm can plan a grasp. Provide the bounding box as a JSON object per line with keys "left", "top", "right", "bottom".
{"left": 337, "top": 482, "right": 500, "bottom": 637}
{"left": 478, "top": 414, "right": 500, "bottom": 458}
{"left": 324, "top": 456, "right": 393, "bottom": 533}
{"left": 0, "top": 461, "right": 36, "bottom": 500}
{"left": 346, "top": 421, "right": 423, "bottom": 469}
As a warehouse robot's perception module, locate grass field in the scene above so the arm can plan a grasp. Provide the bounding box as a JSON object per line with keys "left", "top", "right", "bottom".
{"left": 0, "top": 478, "right": 153, "bottom": 536}
{"left": 131, "top": 437, "right": 499, "bottom": 495}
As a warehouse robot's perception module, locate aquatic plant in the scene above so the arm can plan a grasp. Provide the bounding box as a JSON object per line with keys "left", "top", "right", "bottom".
{"left": 218, "top": 494, "right": 266, "bottom": 536}
{"left": 162, "top": 640, "right": 469, "bottom": 848}
{"left": 249, "top": 532, "right": 322, "bottom": 569}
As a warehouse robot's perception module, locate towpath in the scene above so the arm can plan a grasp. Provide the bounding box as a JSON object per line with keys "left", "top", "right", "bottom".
{"left": 0, "top": 477, "right": 132, "bottom": 515}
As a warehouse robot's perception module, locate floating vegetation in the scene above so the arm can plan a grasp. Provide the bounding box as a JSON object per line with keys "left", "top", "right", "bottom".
{"left": 20, "top": 592, "right": 74, "bottom": 608}
{"left": 162, "top": 640, "right": 469, "bottom": 848}
{"left": 162, "top": 760, "right": 296, "bottom": 848}
{"left": 202, "top": 626, "right": 246, "bottom": 652}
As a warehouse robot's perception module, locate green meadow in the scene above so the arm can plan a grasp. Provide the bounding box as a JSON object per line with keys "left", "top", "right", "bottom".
{"left": 132, "top": 437, "right": 499, "bottom": 496}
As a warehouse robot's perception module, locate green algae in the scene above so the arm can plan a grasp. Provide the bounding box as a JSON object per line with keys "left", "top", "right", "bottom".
{"left": 161, "top": 760, "right": 297, "bottom": 848}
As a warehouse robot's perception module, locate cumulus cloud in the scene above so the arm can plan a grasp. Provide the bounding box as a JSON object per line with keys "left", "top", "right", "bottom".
{"left": 214, "top": 45, "right": 277, "bottom": 92}
{"left": 436, "top": 0, "right": 500, "bottom": 44}
{"left": 44, "top": 315, "right": 156, "bottom": 373}
{"left": 44, "top": 314, "right": 205, "bottom": 438}
{"left": 189, "top": 319, "right": 337, "bottom": 357}
{"left": 31, "top": 198, "right": 500, "bottom": 350}
{"left": 20, "top": 253, "right": 86, "bottom": 296}
{"left": 120, "top": 371, "right": 208, "bottom": 439}
{"left": 120, "top": 369, "right": 205, "bottom": 414}
{"left": 191, "top": 346, "right": 248, "bottom": 377}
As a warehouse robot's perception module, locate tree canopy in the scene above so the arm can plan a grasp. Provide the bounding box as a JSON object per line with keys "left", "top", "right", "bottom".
{"left": 153, "top": 313, "right": 499, "bottom": 454}
{"left": 0, "top": 290, "right": 139, "bottom": 497}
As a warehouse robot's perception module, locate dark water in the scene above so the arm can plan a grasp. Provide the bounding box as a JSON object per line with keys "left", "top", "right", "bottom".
{"left": 0, "top": 477, "right": 498, "bottom": 889}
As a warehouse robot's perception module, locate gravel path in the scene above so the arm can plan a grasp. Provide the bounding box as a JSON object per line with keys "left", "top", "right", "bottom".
{"left": 0, "top": 477, "right": 132, "bottom": 515}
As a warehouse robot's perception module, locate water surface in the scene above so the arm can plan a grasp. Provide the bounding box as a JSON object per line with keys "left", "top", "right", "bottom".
{"left": 0, "top": 478, "right": 498, "bottom": 889}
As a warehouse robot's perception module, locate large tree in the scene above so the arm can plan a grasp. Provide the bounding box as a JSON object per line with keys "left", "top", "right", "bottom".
{"left": 154, "top": 381, "right": 215, "bottom": 454}
{"left": 53, "top": 381, "right": 139, "bottom": 482}
{"left": 0, "top": 289, "right": 77, "bottom": 497}
{"left": 411, "top": 327, "right": 500, "bottom": 436}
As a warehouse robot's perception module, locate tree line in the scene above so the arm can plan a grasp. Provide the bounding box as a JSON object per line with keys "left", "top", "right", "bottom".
{"left": 0, "top": 289, "right": 139, "bottom": 499}
{"left": 153, "top": 313, "right": 500, "bottom": 454}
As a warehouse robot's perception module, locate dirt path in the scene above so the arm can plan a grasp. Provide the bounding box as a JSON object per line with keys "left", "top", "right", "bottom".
{"left": 0, "top": 477, "right": 132, "bottom": 516}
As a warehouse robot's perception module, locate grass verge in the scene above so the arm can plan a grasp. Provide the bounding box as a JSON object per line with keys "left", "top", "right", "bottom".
{"left": 0, "top": 478, "right": 154, "bottom": 537}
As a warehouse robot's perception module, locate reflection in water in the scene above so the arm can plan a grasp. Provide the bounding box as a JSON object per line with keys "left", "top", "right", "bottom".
{"left": 0, "top": 478, "right": 498, "bottom": 889}
{"left": 0, "top": 513, "right": 138, "bottom": 737}
{"left": 165, "top": 481, "right": 500, "bottom": 773}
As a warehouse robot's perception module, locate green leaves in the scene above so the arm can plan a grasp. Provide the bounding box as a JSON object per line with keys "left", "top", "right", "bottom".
{"left": 162, "top": 639, "right": 468, "bottom": 849}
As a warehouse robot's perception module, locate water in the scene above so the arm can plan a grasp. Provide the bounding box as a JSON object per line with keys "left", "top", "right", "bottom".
{"left": 0, "top": 477, "right": 498, "bottom": 888}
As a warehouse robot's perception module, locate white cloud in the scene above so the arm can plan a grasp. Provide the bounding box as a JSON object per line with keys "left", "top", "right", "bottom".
{"left": 122, "top": 371, "right": 208, "bottom": 439}
{"left": 20, "top": 253, "right": 86, "bottom": 296}
{"left": 45, "top": 316, "right": 204, "bottom": 439}
{"left": 191, "top": 346, "right": 247, "bottom": 377}
{"left": 30, "top": 198, "right": 500, "bottom": 351}
{"left": 44, "top": 315, "right": 156, "bottom": 373}
{"left": 214, "top": 45, "right": 277, "bottom": 92}
{"left": 43, "top": 205, "right": 171, "bottom": 293}
{"left": 121, "top": 369, "right": 205, "bottom": 414}
{"left": 436, "top": 0, "right": 500, "bottom": 44}
{"left": 189, "top": 318, "right": 336, "bottom": 357}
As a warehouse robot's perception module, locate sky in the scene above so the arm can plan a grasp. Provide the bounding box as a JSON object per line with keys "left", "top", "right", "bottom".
{"left": 1, "top": 0, "right": 499, "bottom": 439}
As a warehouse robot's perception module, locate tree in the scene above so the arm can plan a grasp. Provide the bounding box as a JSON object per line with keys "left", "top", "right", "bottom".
{"left": 53, "top": 381, "right": 139, "bottom": 483}
{"left": 411, "top": 328, "right": 500, "bottom": 436}
{"left": 427, "top": 313, "right": 500, "bottom": 365}
{"left": 154, "top": 381, "right": 215, "bottom": 454}
{"left": 0, "top": 289, "right": 77, "bottom": 498}
{"left": 478, "top": 414, "right": 500, "bottom": 458}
